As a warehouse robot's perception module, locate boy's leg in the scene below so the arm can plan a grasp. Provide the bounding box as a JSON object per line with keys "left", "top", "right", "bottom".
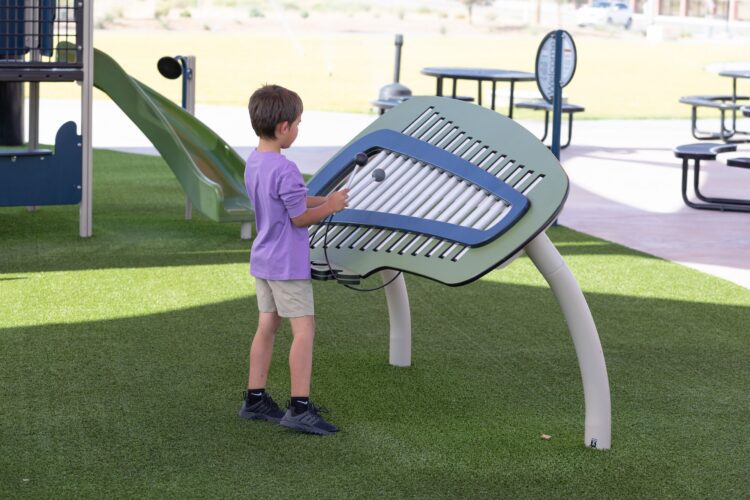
{"left": 288, "top": 315, "right": 315, "bottom": 397}
{"left": 239, "top": 279, "right": 284, "bottom": 422}
{"left": 248, "top": 311, "right": 282, "bottom": 389}
{"left": 263, "top": 279, "right": 335, "bottom": 434}
{"left": 280, "top": 314, "right": 337, "bottom": 434}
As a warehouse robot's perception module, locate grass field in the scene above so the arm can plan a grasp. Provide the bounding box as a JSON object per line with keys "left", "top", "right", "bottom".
{"left": 1, "top": 150, "right": 749, "bottom": 497}
{"left": 40, "top": 30, "right": 750, "bottom": 119}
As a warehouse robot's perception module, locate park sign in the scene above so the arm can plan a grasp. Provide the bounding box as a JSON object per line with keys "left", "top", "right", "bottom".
{"left": 535, "top": 30, "right": 577, "bottom": 104}
{"left": 534, "top": 30, "right": 577, "bottom": 160}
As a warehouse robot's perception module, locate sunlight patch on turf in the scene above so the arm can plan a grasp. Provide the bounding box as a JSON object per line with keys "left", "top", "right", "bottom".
{"left": 0, "top": 264, "right": 255, "bottom": 328}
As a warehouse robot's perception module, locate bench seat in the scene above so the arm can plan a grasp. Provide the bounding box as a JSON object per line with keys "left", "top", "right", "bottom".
{"left": 515, "top": 100, "right": 585, "bottom": 114}
{"left": 673, "top": 142, "right": 736, "bottom": 160}
{"left": 673, "top": 142, "right": 750, "bottom": 212}
{"left": 0, "top": 148, "right": 52, "bottom": 158}
{"left": 514, "top": 99, "right": 585, "bottom": 149}
{"left": 727, "top": 157, "right": 750, "bottom": 169}
{"left": 678, "top": 94, "right": 749, "bottom": 110}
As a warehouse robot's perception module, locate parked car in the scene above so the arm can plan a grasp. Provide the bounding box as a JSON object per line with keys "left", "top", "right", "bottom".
{"left": 576, "top": 1, "right": 633, "bottom": 29}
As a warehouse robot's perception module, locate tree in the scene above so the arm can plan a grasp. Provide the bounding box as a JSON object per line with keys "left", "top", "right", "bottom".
{"left": 535, "top": 0, "right": 543, "bottom": 24}
{"left": 460, "top": 0, "right": 494, "bottom": 24}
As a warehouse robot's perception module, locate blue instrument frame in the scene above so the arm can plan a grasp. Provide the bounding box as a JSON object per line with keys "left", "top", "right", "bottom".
{"left": 307, "top": 129, "right": 530, "bottom": 247}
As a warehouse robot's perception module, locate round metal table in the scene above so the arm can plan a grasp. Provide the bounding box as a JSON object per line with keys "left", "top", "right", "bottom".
{"left": 421, "top": 67, "right": 535, "bottom": 118}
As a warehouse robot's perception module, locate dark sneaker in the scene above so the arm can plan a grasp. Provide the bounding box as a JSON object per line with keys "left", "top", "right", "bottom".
{"left": 279, "top": 401, "right": 338, "bottom": 436}
{"left": 238, "top": 391, "right": 285, "bottom": 423}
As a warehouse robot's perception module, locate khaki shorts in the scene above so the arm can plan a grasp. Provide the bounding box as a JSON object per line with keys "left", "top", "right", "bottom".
{"left": 255, "top": 278, "right": 314, "bottom": 318}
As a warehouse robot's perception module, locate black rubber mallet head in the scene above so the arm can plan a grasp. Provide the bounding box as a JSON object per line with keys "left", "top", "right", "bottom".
{"left": 354, "top": 152, "right": 368, "bottom": 166}
{"left": 345, "top": 152, "right": 369, "bottom": 190}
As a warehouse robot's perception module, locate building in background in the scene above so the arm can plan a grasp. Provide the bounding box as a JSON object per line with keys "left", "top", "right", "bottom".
{"left": 629, "top": 0, "right": 749, "bottom": 21}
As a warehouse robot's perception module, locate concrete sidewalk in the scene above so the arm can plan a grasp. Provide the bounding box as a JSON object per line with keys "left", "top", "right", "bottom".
{"left": 556, "top": 119, "right": 750, "bottom": 290}
{"left": 31, "top": 99, "right": 750, "bottom": 290}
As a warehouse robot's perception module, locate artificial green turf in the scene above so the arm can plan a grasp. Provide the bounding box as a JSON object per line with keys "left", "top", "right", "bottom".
{"left": 1, "top": 149, "right": 749, "bottom": 498}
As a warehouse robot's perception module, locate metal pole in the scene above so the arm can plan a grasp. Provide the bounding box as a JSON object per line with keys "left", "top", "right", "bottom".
{"left": 26, "top": 79, "right": 40, "bottom": 217}
{"left": 79, "top": 0, "right": 93, "bottom": 237}
{"left": 240, "top": 223, "right": 253, "bottom": 240}
{"left": 26, "top": 0, "right": 40, "bottom": 149}
{"left": 28, "top": 82, "right": 39, "bottom": 148}
{"left": 550, "top": 30, "right": 563, "bottom": 160}
{"left": 182, "top": 55, "right": 195, "bottom": 221}
{"left": 393, "top": 34, "right": 403, "bottom": 83}
{"left": 26, "top": 1, "right": 41, "bottom": 212}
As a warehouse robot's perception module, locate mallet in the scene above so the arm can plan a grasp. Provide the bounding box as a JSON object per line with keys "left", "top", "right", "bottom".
{"left": 345, "top": 152, "right": 370, "bottom": 190}
{"left": 323, "top": 151, "right": 399, "bottom": 292}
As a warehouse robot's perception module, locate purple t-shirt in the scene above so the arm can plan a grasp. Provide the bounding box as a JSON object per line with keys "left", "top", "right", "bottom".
{"left": 245, "top": 150, "right": 311, "bottom": 280}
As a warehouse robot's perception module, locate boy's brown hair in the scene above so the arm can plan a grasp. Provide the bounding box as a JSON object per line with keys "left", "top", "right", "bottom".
{"left": 248, "top": 85, "right": 303, "bottom": 139}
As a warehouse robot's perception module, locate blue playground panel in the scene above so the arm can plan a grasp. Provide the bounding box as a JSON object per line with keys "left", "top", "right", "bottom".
{"left": 0, "top": 0, "right": 56, "bottom": 57}
{"left": 0, "top": 0, "right": 25, "bottom": 57}
{"left": 0, "top": 121, "right": 82, "bottom": 206}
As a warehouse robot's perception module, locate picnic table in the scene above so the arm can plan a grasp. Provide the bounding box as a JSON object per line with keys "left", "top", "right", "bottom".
{"left": 718, "top": 68, "right": 750, "bottom": 98}
{"left": 679, "top": 67, "right": 750, "bottom": 142}
{"left": 420, "top": 67, "right": 535, "bottom": 118}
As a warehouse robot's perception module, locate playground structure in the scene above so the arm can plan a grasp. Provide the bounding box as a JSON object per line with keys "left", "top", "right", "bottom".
{"left": 307, "top": 97, "right": 612, "bottom": 449}
{"left": 0, "top": 1, "right": 253, "bottom": 237}
{"left": 0, "top": 0, "right": 93, "bottom": 236}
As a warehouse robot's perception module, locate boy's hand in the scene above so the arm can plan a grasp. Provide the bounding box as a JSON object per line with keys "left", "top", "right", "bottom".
{"left": 327, "top": 189, "right": 349, "bottom": 213}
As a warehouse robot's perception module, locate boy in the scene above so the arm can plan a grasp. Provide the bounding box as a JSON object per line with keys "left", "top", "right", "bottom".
{"left": 238, "top": 84, "right": 349, "bottom": 435}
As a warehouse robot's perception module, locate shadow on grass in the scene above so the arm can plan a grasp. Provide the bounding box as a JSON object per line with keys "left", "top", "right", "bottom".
{"left": 1, "top": 276, "right": 748, "bottom": 497}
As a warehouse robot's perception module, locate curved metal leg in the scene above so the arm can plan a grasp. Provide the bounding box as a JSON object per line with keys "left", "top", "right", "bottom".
{"left": 690, "top": 106, "right": 725, "bottom": 141}
{"left": 681, "top": 158, "right": 705, "bottom": 210}
{"left": 561, "top": 112, "right": 574, "bottom": 149}
{"left": 381, "top": 270, "right": 411, "bottom": 367}
{"left": 525, "top": 232, "right": 612, "bottom": 450}
{"left": 540, "top": 110, "right": 550, "bottom": 142}
{"left": 681, "top": 159, "right": 750, "bottom": 212}
{"left": 692, "top": 160, "right": 750, "bottom": 207}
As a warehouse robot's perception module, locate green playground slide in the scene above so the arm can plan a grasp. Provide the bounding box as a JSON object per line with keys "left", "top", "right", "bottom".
{"left": 93, "top": 48, "right": 252, "bottom": 222}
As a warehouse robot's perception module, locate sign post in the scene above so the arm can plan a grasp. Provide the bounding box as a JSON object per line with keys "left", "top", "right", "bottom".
{"left": 158, "top": 54, "right": 196, "bottom": 221}
{"left": 535, "top": 30, "right": 577, "bottom": 160}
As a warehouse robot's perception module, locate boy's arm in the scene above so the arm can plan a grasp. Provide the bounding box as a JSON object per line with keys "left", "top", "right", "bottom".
{"left": 306, "top": 195, "right": 327, "bottom": 208}
{"left": 292, "top": 189, "right": 349, "bottom": 227}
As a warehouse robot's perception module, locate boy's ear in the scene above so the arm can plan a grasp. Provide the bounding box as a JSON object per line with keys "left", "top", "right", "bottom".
{"left": 276, "top": 121, "right": 290, "bottom": 136}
